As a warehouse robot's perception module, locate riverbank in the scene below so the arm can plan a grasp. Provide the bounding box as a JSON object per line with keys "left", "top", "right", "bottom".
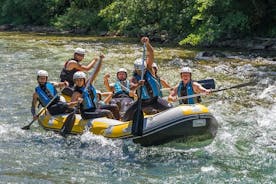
{"left": 0, "top": 24, "right": 275, "bottom": 52}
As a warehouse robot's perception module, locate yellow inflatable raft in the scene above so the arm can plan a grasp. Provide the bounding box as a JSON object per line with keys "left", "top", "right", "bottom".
{"left": 38, "top": 104, "right": 218, "bottom": 146}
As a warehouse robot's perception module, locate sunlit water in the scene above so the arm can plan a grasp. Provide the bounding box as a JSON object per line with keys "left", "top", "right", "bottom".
{"left": 0, "top": 32, "right": 275, "bottom": 183}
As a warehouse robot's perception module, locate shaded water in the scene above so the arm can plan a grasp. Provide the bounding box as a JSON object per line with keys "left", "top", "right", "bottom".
{"left": 0, "top": 32, "right": 275, "bottom": 183}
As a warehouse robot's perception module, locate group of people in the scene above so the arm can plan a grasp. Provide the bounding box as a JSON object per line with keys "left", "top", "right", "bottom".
{"left": 31, "top": 37, "right": 211, "bottom": 123}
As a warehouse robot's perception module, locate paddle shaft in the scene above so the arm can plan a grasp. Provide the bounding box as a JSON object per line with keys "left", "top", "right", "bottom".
{"left": 160, "top": 87, "right": 172, "bottom": 92}
{"left": 175, "top": 81, "right": 254, "bottom": 101}
{"left": 132, "top": 43, "right": 146, "bottom": 136}
{"left": 85, "top": 57, "right": 103, "bottom": 89}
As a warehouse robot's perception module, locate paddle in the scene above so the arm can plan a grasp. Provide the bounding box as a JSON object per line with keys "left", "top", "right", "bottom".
{"left": 174, "top": 81, "right": 255, "bottom": 102}
{"left": 60, "top": 103, "right": 78, "bottom": 137}
{"left": 131, "top": 43, "right": 146, "bottom": 136}
{"left": 21, "top": 94, "right": 59, "bottom": 130}
{"left": 60, "top": 57, "right": 103, "bottom": 136}
{"left": 197, "top": 78, "right": 216, "bottom": 90}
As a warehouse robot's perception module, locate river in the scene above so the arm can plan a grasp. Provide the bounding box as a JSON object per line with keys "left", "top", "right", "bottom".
{"left": 0, "top": 32, "right": 275, "bottom": 183}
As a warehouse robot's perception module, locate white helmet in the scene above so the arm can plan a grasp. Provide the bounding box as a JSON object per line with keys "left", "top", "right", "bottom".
{"left": 74, "top": 47, "right": 85, "bottom": 55}
{"left": 152, "top": 62, "right": 158, "bottom": 70}
{"left": 180, "top": 67, "right": 192, "bottom": 74}
{"left": 117, "top": 68, "right": 127, "bottom": 74}
{"left": 117, "top": 68, "right": 128, "bottom": 79}
{"left": 134, "top": 58, "right": 147, "bottom": 70}
{"left": 37, "top": 70, "right": 48, "bottom": 77}
{"left": 73, "top": 71, "right": 86, "bottom": 80}
{"left": 96, "top": 90, "right": 101, "bottom": 94}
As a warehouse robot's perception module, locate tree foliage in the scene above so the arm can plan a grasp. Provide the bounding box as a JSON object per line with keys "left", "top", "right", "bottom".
{"left": 0, "top": 0, "right": 275, "bottom": 45}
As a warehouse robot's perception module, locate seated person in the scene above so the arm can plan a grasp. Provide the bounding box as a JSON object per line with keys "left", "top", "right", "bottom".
{"left": 168, "top": 67, "right": 211, "bottom": 104}
{"left": 96, "top": 90, "right": 120, "bottom": 120}
{"left": 122, "top": 37, "right": 172, "bottom": 121}
{"left": 69, "top": 69, "right": 120, "bottom": 120}
{"left": 31, "top": 70, "right": 72, "bottom": 120}
{"left": 60, "top": 48, "right": 100, "bottom": 97}
{"left": 103, "top": 68, "right": 135, "bottom": 113}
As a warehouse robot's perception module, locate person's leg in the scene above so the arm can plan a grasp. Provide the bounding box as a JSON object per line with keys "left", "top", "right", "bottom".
{"left": 100, "top": 104, "right": 120, "bottom": 120}
{"left": 122, "top": 101, "right": 138, "bottom": 121}
{"left": 95, "top": 108, "right": 114, "bottom": 119}
{"left": 120, "top": 97, "right": 134, "bottom": 112}
{"left": 48, "top": 102, "right": 72, "bottom": 115}
{"left": 82, "top": 108, "right": 113, "bottom": 120}
{"left": 153, "top": 97, "right": 172, "bottom": 111}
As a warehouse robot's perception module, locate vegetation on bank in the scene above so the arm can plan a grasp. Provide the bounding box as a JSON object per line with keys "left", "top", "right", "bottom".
{"left": 0, "top": 0, "right": 275, "bottom": 46}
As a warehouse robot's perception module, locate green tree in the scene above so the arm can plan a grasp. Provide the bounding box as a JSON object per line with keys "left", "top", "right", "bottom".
{"left": 180, "top": 0, "right": 276, "bottom": 46}
{"left": 53, "top": 0, "right": 114, "bottom": 32}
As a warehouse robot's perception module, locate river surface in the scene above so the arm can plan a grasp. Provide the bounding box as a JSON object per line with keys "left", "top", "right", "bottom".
{"left": 0, "top": 32, "right": 275, "bottom": 183}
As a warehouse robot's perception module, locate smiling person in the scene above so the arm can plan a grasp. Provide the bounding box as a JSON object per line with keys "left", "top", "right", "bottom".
{"left": 31, "top": 70, "right": 72, "bottom": 121}
{"left": 60, "top": 48, "right": 100, "bottom": 96}
{"left": 168, "top": 67, "right": 211, "bottom": 104}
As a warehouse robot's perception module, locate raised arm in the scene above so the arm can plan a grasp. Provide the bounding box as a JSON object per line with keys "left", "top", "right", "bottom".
{"left": 88, "top": 54, "right": 104, "bottom": 85}
{"left": 103, "top": 73, "right": 114, "bottom": 92}
{"left": 141, "top": 37, "right": 154, "bottom": 74}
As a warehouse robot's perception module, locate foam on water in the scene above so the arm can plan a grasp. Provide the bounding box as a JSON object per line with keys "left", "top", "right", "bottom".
{"left": 0, "top": 32, "right": 275, "bottom": 183}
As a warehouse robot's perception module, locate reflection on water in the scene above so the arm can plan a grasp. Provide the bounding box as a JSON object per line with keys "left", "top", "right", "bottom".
{"left": 0, "top": 32, "right": 275, "bottom": 183}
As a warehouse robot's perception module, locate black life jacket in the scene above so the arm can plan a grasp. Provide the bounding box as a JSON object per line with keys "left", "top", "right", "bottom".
{"left": 60, "top": 58, "right": 79, "bottom": 87}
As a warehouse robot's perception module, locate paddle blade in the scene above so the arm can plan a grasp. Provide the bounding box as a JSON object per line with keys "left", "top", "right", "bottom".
{"left": 131, "top": 110, "right": 144, "bottom": 136}
{"left": 197, "top": 79, "right": 216, "bottom": 89}
{"left": 60, "top": 111, "right": 76, "bottom": 137}
{"left": 21, "top": 119, "right": 36, "bottom": 130}
{"left": 21, "top": 125, "right": 30, "bottom": 130}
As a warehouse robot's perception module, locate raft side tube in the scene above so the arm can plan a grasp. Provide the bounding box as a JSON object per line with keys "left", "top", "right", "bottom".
{"left": 133, "top": 114, "right": 218, "bottom": 146}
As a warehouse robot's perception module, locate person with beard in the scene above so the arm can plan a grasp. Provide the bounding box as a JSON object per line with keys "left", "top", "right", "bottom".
{"left": 59, "top": 48, "right": 99, "bottom": 96}
{"left": 103, "top": 68, "right": 136, "bottom": 113}
{"left": 31, "top": 70, "right": 72, "bottom": 121}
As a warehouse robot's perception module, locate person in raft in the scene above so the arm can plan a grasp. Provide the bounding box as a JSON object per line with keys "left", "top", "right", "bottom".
{"left": 152, "top": 62, "right": 172, "bottom": 97}
{"left": 103, "top": 68, "right": 136, "bottom": 113}
{"left": 68, "top": 56, "right": 120, "bottom": 120}
{"left": 59, "top": 47, "right": 100, "bottom": 96}
{"left": 31, "top": 70, "right": 73, "bottom": 120}
{"left": 168, "top": 67, "right": 211, "bottom": 104}
{"left": 122, "top": 37, "right": 172, "bottom": 121}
